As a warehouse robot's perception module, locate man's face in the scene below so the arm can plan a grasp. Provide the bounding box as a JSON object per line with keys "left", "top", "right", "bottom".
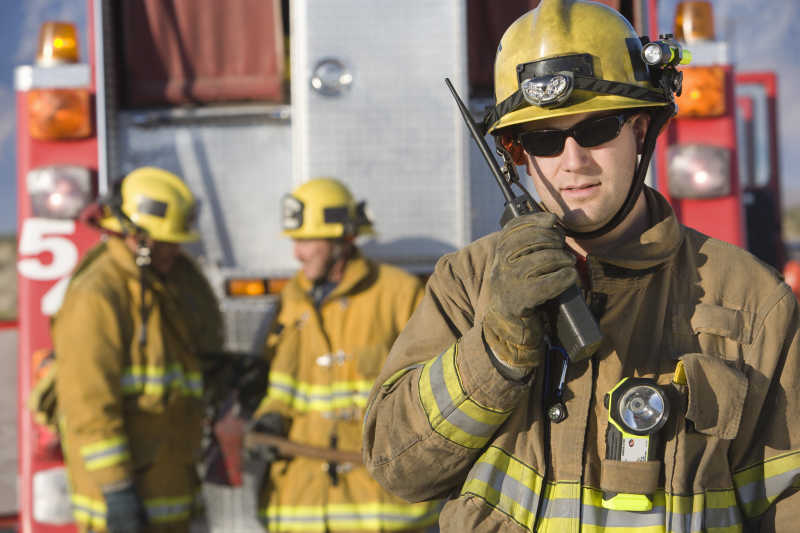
{"left": 522, "top": 110, "right": 649, "bottom": 233}
{"left": 149, "top": 240, "right": 181, "bottom": 275}
{"left": 293, "top": 239, "right": 337, "bottom": 282}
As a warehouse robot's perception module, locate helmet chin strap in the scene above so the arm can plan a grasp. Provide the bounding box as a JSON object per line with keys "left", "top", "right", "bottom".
{"left": 311, "top": 239, "right": 354, "bottom": 285}
{"left": 561, "top": 105, "right": 675, "bottom": 241}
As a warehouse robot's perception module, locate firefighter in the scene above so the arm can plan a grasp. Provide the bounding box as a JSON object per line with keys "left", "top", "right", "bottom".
{"left": 363, "top": 1, "right": 800, "bottom": 531}
{"left": 53, "top": 167, "right": 224, "bottom": 533}
{"left": 250, "top": 178, "right": 441, "bottom": 532}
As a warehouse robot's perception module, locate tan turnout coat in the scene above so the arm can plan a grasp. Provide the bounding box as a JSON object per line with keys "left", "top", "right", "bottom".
{"left": 363, "top": 188, "right": 800, "bottom": 532}
{"left": 53, "top": 237, "right": 223, "bottom": 532}
{"left": 255, "top": 253, "right": 442, "bottom": 532}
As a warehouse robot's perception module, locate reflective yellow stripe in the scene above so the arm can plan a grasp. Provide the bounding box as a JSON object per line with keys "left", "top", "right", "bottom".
{"left": 260, "top": 501, "right": 442, "bottom": 531}
{"left": 80, "top": 436, "right": 130, "bottom": 471}
{"left": 71, "top": 493, "right": 194, "bottom": 526}
{"left": 418, "top": 343, "right": 510, "bottom": 449}
{"left": 381, "top": 363, "right": 424, "bottom": 388}
{"left": 267, "top": 371, "right": 373, "bottom": 412}
{"left": 71, "top": 494, "right": 106, "bottom": 530}
{"left": 145, "top": 495, "right": 193, "bottom": 523}
{"left": 121, "top": 364, "right": 203, "bottom": 397}
{"left": 733, "top": 448, "right": 800, "bottom": 518}
{"left": 462, "top": 446, "right": 745, "bottom": 532}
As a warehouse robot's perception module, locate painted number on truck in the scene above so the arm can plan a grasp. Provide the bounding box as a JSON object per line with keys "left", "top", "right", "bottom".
{"left": 17, "top": 218, "right": 78, "bottom": 316}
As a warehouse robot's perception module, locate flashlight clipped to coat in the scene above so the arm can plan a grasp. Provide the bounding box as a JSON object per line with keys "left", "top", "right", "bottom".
{"left": 602, "top": 377, "right": 670, "bottom": 511}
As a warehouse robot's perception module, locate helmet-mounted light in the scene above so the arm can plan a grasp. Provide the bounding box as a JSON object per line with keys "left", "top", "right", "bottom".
{"left": 641, "top": 35, "right": 692, "bottom": 68}
{"left": 520, "top": 72, "right": 574, "bottom": 108}
{"left": 281, "top": 194, "right": 304, "bottom": 231}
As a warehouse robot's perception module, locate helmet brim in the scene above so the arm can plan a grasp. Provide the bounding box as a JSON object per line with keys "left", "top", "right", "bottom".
{"left": 489, "top": 91, "right": 669, "bottom": 134}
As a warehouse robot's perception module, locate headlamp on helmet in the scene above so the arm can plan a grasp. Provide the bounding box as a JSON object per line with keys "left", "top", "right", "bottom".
{"left": 281, "top": 178, "right": 373, "bottom": 240}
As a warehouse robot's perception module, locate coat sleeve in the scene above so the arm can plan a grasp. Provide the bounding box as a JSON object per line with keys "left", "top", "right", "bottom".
{"left": 53, "top": 285, "right": 133, "bottom": 490}
{"left": 728, "top": 283, "right": 800, "bottom": 530}
{"left": 362, "top": 249, "right": 531, "bottom": 502}
{"left": 253, "top": 296, "right": 297, "bottom": 425}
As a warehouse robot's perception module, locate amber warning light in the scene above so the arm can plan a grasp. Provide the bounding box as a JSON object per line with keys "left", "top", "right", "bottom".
{"left": 27, "top": 21, "right": 92, "bottom": 141}
{"left": 36, "top": 21, "right": 80, "bottom": 65}
{"left": 674, "top": 1, "right": 716, "bottom": 43}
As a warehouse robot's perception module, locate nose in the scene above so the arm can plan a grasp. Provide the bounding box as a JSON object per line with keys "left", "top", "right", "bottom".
{"left": 293, "top": 241, "right": 307, "bottom": 263}
{"left": 559, "top": 135, "right": 592, "bottom": 172}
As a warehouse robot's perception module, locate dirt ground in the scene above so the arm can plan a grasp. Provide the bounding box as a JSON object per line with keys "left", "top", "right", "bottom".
{"left": 0, "top": 236, "right": 15, "bottom": 321}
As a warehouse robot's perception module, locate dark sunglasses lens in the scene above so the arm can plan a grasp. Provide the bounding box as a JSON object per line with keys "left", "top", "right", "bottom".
{"left": 573, "top": 115, "right": 623, "bottom": 148}
{"left": 520, "top": 131, "right": 566, "bottom": 157}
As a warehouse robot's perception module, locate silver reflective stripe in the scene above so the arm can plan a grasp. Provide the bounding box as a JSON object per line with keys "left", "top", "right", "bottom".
{"left": 146, "top": 500, "right": 192, "bottom": 520}
{"left": 83, "top": 443, "right": 127, "bottom": 463}
{"left": 469, "top": 461, "right": 540, "bottom": 513}
{"left": 579, "top": 503, "right": 665, "bottom": 527}
{"left": 736, "top": 465, "right": 800, "bottom": 505}
{"left": 72, "top": 501, "right": 104, "bottom": 518}
{"left": 538, "top": 494, "right": 581, "bottom": 522}
{"left": 269, "top": 382, "right": 370, "bottom": 405}
{"left": 429, "top": 352, "right": 499, "bottom": 438}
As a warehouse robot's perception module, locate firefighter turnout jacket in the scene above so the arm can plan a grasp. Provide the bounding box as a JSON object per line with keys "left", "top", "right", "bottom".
{"left": 53, "top": 237, "right": 223, "bottom": 532}
{"left": 255, "top": 252, "right": 442, "bottom": 532}
{"left": 363, "top": 188, "right": 800, "bottom": 532}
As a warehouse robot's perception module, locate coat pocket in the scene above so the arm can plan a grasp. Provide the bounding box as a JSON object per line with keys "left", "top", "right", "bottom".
{"left": 667, "top": 353, "right": 749, "bottom": 493}
{"left": 680, "top": 353, "right": 748, "bottom": 439}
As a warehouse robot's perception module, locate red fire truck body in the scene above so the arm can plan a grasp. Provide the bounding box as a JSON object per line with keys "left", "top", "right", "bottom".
{"left": 12, "top": 1, "right": 785, "bottom": 531}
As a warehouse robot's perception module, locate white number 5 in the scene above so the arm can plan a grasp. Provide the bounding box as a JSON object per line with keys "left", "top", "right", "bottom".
{"left": 18, "top": 219, "right": 79, "bottom": 315}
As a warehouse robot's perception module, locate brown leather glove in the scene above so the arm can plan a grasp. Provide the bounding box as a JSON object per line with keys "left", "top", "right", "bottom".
{"left": 483, "top": 212, "right": 578, "bottom": 371}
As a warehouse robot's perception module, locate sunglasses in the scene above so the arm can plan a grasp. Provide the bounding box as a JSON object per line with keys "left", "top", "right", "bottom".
{"left": 516, "top": 111, "right": 637, "bottom": 157}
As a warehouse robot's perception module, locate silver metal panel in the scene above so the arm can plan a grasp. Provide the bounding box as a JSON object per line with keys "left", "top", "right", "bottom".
{"left": 116, "top": 109, "right": 296, "bottom": 278}
{"left": 221, "top": 297, "right": 279, "bottom": 354}
{"left": 292, "top": 0, "right": 469, "bottom": 269}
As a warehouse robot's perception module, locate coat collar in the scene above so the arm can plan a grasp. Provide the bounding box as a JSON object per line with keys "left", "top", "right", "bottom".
{"left": 287, "top": 250, "right": 375, "bottom": 304}
{"left": 105, "top": 236, "right": 187, "bottom": 294}
{"left": 590, "top": 187, "right": 683, "bottom": 272}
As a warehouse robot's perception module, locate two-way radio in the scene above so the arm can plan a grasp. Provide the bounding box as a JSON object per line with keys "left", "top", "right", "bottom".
{"left": 445, "top": 78, "right": 602, "bottom": 363}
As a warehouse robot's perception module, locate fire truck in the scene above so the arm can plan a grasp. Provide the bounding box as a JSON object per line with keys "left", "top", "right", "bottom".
{"left": 12, "top": 0, "right": 786, "bottom": 531}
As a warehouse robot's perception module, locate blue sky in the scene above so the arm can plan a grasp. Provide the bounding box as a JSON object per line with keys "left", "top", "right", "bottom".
{"left": 1, "top": 0, "right": 799, "bottom": 234}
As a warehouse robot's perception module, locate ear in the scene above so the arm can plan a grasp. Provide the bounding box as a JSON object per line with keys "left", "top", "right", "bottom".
{"left": 632, "top": 113, "right": 651, "bottom": 154}
{"left": 500, "top": 135, "right": 528, "bottom": 165}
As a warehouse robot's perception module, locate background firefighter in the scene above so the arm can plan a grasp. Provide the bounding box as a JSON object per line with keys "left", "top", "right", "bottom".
{"left": 52, "top": 167, "right": 224, "bottom": 532}
{"left": 250, "top": 178, "right": 441, "bottom": 532}
{"left": 363, "top": 0, "right": 800, "bottom": 531}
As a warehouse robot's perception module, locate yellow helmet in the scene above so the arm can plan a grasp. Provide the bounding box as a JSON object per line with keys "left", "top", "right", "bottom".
{"left": 485, "top": 0, "right": 674, "bottom": 134}
{"left": 99, "top": 167, "right": 199, "bottom": 243}
{"left": 281, "top": 178, "right": 373, "bottom": 239}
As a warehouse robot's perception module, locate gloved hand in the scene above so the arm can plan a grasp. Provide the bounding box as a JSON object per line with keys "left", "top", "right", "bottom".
{"left": 484, "top": 212, "right": 578, "bottom": 371}
{"left": 248, "top": 412, "right": 288, "bottom": 464}
{"left": 102, "top": 484, "right": 147, "bottom": 533}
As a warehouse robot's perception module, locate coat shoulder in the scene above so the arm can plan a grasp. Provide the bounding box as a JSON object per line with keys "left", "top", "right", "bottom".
{"left": 682, "top": 227, "right": 790, "bottom": 309}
